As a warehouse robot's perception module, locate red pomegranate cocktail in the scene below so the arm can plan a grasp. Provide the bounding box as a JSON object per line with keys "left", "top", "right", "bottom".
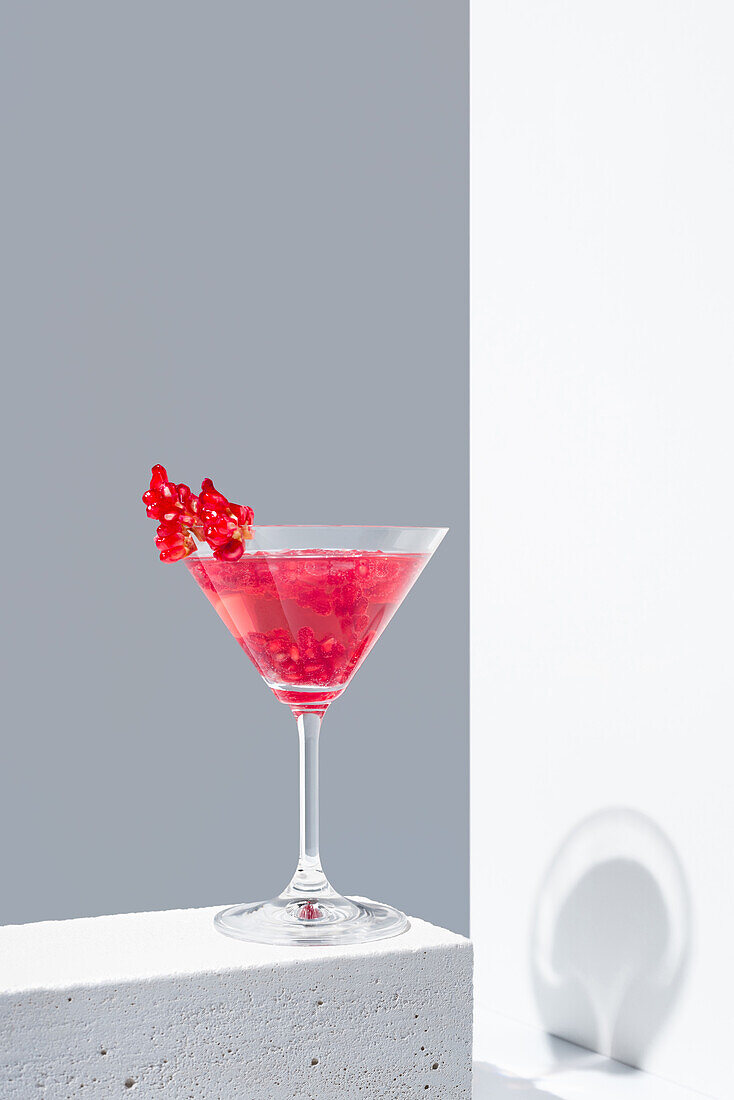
{"left": 142, "top": 468, "right": 446, "bottom": 945}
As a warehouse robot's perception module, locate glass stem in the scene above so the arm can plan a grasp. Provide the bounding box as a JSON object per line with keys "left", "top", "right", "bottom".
{"left": 290, "top": 711, "right": 331, "bottom": 897}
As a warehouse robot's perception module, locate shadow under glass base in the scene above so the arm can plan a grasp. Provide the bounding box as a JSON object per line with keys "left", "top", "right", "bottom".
{"left": 214, "top": 893, "right": 409, "bottom": 946}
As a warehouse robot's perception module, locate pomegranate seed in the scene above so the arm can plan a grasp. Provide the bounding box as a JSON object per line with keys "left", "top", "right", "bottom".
{"left": 150, "top": 464, "right": 169, "bottom": 491}
{"left": 199, "top": 477, "right": 229, "bottom": 510}
{"left": 214, "top": 538, "right": 245, "bottom": 562}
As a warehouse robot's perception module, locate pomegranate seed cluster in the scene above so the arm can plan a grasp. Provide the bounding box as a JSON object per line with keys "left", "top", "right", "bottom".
{"left": 247, "top": 626, "right": 362, "bottom": 687}
{"left": 142, "top": 465, "right": 253, "bottom": 562}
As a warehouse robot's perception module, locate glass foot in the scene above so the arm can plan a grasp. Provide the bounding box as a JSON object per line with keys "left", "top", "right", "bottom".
{"left": 214, "top": 894, "right": 409, "bottom": 946}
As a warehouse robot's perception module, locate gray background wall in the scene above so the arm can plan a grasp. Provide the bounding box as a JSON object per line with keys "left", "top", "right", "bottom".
{"left": 0, "top": 2, "right": 468, "bottom": 934}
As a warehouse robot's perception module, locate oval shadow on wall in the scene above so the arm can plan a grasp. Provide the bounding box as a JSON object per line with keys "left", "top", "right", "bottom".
{"left": 530, "top": 808, "right": 691, "bottom": 1069}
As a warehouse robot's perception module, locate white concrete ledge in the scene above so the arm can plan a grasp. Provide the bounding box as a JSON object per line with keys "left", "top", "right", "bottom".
{"left": 0, "top": 904, "right": 472, "bottom": 1098}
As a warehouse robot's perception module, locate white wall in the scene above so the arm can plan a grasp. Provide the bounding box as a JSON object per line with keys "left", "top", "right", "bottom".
{"left": 471, "top": 3, "right": 734, "bottom": 1097}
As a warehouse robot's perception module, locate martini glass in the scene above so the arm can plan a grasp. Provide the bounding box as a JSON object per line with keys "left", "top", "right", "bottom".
{"left": 185, "top": 525, "right": 447, "bottom": 945}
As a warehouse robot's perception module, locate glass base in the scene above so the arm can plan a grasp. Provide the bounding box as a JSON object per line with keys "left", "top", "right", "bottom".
{"left": 214, "top": 893, "right": 409, "bottom": 946}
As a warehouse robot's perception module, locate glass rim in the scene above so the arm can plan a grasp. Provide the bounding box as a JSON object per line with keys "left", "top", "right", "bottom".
{"left": 239, "top": 524, "right": 449, "bottom": 530}
{"left": 185, "top": 524, "right": 448, "bottom": 560}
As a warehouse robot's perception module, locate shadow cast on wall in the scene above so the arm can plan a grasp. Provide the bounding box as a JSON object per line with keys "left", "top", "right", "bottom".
{"left": 530, "top": 808, "right": 691, "bottom": 1069}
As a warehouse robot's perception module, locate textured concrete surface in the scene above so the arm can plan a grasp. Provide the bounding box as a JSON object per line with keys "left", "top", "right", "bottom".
{"left": 0, "top": 904, "right": 472, "bottom": 1098}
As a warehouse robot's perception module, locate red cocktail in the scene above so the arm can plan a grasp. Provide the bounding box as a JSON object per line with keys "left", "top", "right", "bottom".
{"left": 186, "top": 550, "right": 426, "bottom": 714}
{"left": 142, "top": 468, "right": 447, "bottom": 944}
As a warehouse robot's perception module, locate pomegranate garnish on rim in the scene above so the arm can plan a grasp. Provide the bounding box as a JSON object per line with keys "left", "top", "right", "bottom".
{"left": 142, "top": 465, "right": 253, "bottom": 562}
